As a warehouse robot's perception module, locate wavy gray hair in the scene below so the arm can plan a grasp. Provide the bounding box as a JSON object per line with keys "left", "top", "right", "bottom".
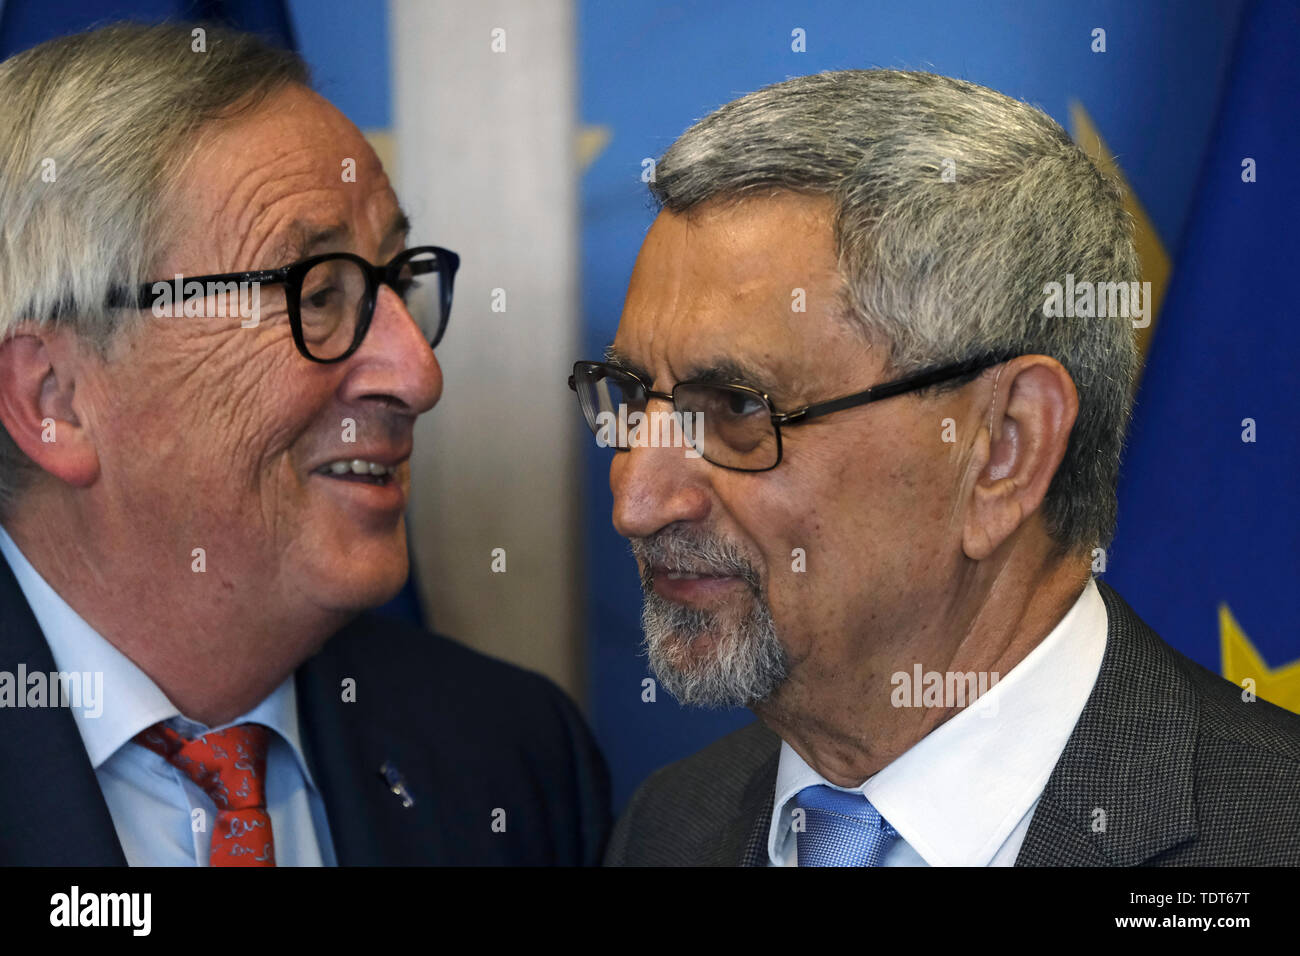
{"left": 0, "top": 22, "right": 309, "bottom": 516}
{"left": 649, "top": 70, "right": 1140, "bottom": 555}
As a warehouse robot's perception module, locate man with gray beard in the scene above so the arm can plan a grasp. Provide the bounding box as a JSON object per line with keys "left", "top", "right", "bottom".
{"left": 571, "top": 69, "right": 1300, "bottom": 867}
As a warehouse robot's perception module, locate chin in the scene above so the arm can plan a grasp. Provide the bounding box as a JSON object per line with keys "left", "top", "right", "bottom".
{"left": 312, "top": 545, "right": 410, "bottom": 613}
{"left": 324, "top": 573, "right": 407, "bottom": 614}
{"left": 641, "top": 591, "right": 790, "bottom": 709}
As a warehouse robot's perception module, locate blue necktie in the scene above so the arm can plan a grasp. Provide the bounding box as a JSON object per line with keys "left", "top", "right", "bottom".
{"left": 794, "top": 785, "right": 898, "bottom": 867}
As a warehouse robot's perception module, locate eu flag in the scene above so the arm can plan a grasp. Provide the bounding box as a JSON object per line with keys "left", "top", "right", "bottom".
{"left": 1108, "top": 0, "right": 1300, "bottom": 712}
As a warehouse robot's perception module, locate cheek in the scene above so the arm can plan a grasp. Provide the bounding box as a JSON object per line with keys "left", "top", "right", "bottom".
{"left": 98, "top": 337, "right": 313, "bottom": 499}
{"left": 746, "top": 439, "right": 924, "bottom": 619}
{"left": 200, "top": 339, "right": 305, "bottom": 448}
{"left": 765, "top": 499, "right": 858, "bottom": 624}
{"left": 728, "top": 474, "right": 841, "bottom": 617}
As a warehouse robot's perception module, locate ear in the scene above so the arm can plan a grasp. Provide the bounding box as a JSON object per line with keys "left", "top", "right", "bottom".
{"left": 0, "top": 325, "right": 101, "bottom": 489}
{"left": 962, "top": 356, "right": 1078, "bottom": 561}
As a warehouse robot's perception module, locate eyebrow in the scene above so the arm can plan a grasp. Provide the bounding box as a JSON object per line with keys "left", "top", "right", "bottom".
{"left": 269, "top": 210, "right": 411, "bottom": 265}
{"left": 382, "top": 210, "right": 412, "bottom": 255}
{"left": 603, "top": 344, "right": 646, "bottom": 377}
{"left": 604, "top": 344, "right": 782, "bottom": 396}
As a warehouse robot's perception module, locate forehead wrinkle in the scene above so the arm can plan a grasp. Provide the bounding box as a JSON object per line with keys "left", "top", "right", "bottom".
{"left": 623, "top": 208, "right": 800, "bottom": 395}
{"left": 232, "top": 190, "right": 346, "bottom": 272}
{"left": 210, "top": 141, "right": 320, "bottom": 224}
{"left": 233, "top": 187, "right": 334, "bottom": 266}
{"left": 213, "top": 140, "right": 349, "bottom": 267}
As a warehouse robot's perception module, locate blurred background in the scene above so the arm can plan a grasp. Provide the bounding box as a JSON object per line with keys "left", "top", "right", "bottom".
{"left": 3, "top": 0, "right": 1296, "bottom": 812}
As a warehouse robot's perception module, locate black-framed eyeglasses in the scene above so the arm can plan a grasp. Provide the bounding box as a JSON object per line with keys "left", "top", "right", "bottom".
{"left": 569, "top": 353, "right": 1017, "bottom": 472}
{"left": 105, "top": 245, "right": 460, "bottom": 363}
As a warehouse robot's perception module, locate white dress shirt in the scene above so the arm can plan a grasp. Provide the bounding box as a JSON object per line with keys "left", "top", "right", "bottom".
{"left": 0, "top": 524, "right": 336, "bottom": 866}
{"left": 769, "top": 577, "right": 1107, "bottom": 866}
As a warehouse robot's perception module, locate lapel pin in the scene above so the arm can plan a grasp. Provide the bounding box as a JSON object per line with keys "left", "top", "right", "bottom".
{"left": 378, "top": 760, "right": 416, "bottom": 808}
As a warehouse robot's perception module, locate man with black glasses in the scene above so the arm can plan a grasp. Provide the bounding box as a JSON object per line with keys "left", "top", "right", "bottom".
{"left": 0, "top": 22, "right": 608, "bottom": 866}
{"left": 581, "top": 70, "right": 1300, "bottom": 866}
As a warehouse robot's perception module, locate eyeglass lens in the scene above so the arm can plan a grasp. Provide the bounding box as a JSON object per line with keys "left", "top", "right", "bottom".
{"left": 297, "top": 251, "right": 447, "bottom": 360}
{"left": 574, "top": 364, "right": 778, "bottom": 470}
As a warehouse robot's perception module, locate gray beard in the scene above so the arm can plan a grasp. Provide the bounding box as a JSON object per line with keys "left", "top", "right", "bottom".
{"left": 640, "top": 580, "right": 789, "bottom": 709}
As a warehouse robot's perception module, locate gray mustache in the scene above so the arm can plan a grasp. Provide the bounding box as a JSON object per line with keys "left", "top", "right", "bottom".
{"left": 629, "top": 530, "right": 762, "bottom": 593}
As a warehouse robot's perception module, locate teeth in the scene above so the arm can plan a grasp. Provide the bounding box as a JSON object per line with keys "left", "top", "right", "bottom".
{"left": 665, "top": 571, "right": 701, "bottom": 580}
{"left": 320, "top": 459, "right": 394, "bottom": 477}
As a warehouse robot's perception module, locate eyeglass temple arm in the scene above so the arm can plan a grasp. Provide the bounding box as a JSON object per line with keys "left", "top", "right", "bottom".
{"left": 103, "top": 247, "right": 457, "bottom": 312}
{"left": 105, "top": 268, "right": 290, "bottom": 310}
{"left": 774, "top": 354, "right": 1015, "bottom": 426}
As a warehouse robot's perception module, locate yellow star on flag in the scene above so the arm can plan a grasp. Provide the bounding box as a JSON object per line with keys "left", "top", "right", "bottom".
{"left": 1220, "top": 603, "right": 1300, "bottom": 713}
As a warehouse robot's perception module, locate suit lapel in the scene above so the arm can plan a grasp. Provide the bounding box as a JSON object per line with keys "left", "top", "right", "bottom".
{"left": 0, "top": 553, "right": 126, "bottom": 865}
{"left": 1016, "top": 581, "right": 1199, "bottom": 865}
{"left": 296, "top": 647, "right": 395, "bottom": 865}
{"left": 701, "top": 732, "right": 779, "bottom": 867}
{"left": 294, "top": 618, "right": 450, "bottom": 866}
{"left": 729, "top": 748, "right": 778, "bottom": 866}
{"left": 738, "top": 751, "right": 778, "bottom": 866}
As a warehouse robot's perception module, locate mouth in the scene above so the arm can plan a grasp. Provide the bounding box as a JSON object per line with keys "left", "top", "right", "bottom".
{"left": 312, "top": 458, "right": 401, "bottom": 486}
{"left": 649, "top": 565, "right": 746, "bottom": 604}
{"left": 659, "top": 568, "right": 722, "bottom": 581}
{"left": 309, "top": 454, "right": 409, "bottom": 518}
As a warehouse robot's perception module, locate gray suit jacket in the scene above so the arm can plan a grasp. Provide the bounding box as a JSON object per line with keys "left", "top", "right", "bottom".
{"left": 606, "top": 581, "right": 1300, "bottom": 866}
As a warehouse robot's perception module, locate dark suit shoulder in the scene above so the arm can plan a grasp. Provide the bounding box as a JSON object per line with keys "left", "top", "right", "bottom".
{"left": 1147, "top": 615, "right": 1300, "bottom": 865}
{"left": 1166, "top": 635, "right": 1300, "bottom": 763}
{"left": 1101, "top": 584, "right": 1300, "bottom": 764}
{"left": 607, "top": 719, "right": 779, "bottom": 866}
{"left": 1088, "top": 584, "right": 1300, "bottom": 865}
{"left": 299, "top": 613, "right": 611, "bottom": 865}
{"left": 321, "top": 611, "right": 552, "bottom": 689}
{"left": 315, "top": 613, "right": 579, "bottom": 736}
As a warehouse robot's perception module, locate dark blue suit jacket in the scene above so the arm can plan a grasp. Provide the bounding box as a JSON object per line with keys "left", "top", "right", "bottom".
{"left": 0, "top": 554, "right": 611, "bottom": 865}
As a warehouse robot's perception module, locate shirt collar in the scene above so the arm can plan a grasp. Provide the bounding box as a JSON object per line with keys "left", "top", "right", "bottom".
{"left": 769, "top": 577, "right": 1107, "bottom": 866}
{"left": 0, "top": 524, "right": 318, "bottom": 788}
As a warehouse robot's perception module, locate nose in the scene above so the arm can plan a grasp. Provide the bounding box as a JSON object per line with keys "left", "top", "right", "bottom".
{"left": 339, "top": 285, "right": 443, "bottom": 414}
{"left": 610, "top": 399, "right": 712, "bottom": 539}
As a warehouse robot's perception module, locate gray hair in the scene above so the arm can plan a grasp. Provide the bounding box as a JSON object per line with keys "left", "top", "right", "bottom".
{"left": 0, "top": 22, "right": 309, "bottom": 515}
{"left": 649, "top": 70, "right": 1140, "bottom": 555}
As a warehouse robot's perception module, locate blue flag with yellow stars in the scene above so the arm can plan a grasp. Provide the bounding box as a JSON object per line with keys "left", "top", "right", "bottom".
{"left": 1107, "top": 0, "right": 1300, "bottom": 713}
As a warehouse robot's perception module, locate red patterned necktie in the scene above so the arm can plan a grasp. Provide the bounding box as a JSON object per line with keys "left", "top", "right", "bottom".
{"left": 133, "top": 722, "right": 276, "bottom": 867}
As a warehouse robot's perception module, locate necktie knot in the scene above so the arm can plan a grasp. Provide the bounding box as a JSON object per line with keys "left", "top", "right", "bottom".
{"left": 133, "top": 721, "right": 275, "bottom": 866}
{"left": 794, "top": 785, "right": 897, "bottom": 866}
